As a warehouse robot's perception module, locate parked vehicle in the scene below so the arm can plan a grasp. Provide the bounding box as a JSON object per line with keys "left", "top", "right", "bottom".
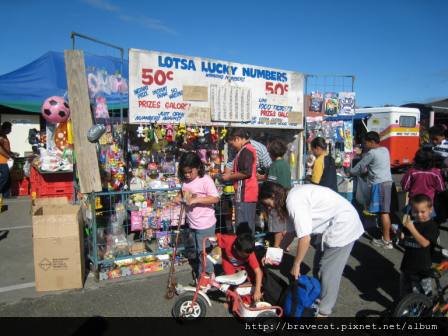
{"left": 355, "top": 107, "right": 420, "bottom": 168}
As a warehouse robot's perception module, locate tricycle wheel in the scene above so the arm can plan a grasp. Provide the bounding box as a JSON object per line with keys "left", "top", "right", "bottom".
{"left": 172, "top": 293, "right": 207, "bottom": 320}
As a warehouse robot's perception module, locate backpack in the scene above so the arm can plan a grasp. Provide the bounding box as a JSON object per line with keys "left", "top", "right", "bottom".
{"left": 283, "top": 275, "right": 321, "bottom": 318}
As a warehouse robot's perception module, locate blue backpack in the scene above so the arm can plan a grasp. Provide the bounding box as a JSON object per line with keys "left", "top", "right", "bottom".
{"left": 283, "top": 275, "right": 321, "bottom": 317}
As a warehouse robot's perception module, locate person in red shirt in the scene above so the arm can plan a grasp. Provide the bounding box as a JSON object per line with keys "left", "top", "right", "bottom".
{"left": 217, "top": 232, "right": 263, "bottom": 302}
{"left": 222, "top": 129, "right": 259, "bottom": 234}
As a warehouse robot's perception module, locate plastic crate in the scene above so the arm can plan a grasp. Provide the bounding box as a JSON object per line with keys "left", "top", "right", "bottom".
{"left": 11, "top": 178, "right": 30, "bottom": 196}
{"left": 36, "top": 181, "right": 73, "bottom": 197}
{"left": 30, "top": 166, "right": 74, "bottom": 200}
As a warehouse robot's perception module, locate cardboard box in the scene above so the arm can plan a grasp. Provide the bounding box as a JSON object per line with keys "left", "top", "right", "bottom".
{"left": 32, "top": 203, "right": 85, "bottom": 292}
{"left": 33, "top": 236, "right": 84, "bottom": 291}
{"left": 32, "top": 204, "right": 82, "bottom": 239}
{"left": 31, "top": 196, "right": 69, "bottom": 214}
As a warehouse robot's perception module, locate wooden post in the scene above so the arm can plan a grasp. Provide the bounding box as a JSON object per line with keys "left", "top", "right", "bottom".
{"left": 64, "top": 50, "right": 102, "bottom": 193}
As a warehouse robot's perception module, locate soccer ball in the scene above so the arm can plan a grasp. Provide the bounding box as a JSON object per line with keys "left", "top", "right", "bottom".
{"left": 41, "top": 96, "right": 70, "bottom": 124}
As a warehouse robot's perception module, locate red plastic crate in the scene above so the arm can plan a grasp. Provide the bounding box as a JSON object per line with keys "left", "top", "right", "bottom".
{"left": 11, "top": 178, "right": 30, "bottom": 196}
{"left": 30, "top": 166, "right": 74, "bottom": 199}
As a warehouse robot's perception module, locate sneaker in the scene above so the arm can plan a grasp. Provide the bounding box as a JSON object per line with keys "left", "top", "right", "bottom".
{"left": 371, "top": 237, "right": 393, "bottom": 249}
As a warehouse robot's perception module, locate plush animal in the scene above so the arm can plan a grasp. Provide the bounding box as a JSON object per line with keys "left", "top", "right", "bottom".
{"left": 137, "top": 125, "right": 144, "bottom": 138}
{"left": 220, "top": 127, "right": 227, "bottom": 140}
{"left": 94, "top": 96, "right": 110, "bottom": 120}
{"left": 176, "top": 123, "right": 187, "bottom": 144}
{"left": 165, "top": 124, "right": 174, "bottom": 142}
{"left": 210, "top": 127, "right": 219, "bottom": 143}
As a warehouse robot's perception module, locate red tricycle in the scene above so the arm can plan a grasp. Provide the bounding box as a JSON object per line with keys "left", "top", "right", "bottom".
{"left": 171, "top": 236, "right": 283, "bottom": 320}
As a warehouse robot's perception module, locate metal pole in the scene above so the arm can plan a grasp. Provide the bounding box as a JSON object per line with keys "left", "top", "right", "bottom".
{"left": 71, "top": 32, "right": 124, "bottom": 55}
{"left": 429, "top": 110, "right": 435, "bottom": 127}
{"left": 70, "top": 32, "right": 125, "bottom": 122}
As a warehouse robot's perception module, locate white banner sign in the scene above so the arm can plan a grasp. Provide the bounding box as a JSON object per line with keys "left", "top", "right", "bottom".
{"left": 129, "top": 49, "right": 304, "bottom": 128}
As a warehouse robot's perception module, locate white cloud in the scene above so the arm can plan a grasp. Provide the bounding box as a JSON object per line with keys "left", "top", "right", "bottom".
{"left": 81, "top": 0, "right": 177, "bottom": 35}
{"left": 82, "top": 0, "right": 119, "bottom": 12}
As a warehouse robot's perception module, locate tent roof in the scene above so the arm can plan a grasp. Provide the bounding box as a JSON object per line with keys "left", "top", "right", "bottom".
{"left": 426, "top": 98, "right": 448, "bottom": 113}
{"left": 0, "top": 51, "right": 128, "bottom": 113}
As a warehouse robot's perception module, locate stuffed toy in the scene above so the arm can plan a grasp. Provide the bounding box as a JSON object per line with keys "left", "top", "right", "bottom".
{"left": 210, "top": 127, "right": 219, "bottom": 143}
{"left": 143, "top": 125, "right": 155, "bottom": 143}
{"left": 220, "top": 127, "right": 227, "bottom": 140}
{"left": 176, "top": 123, "right": 187, "bottom": 144}
{"left": 94, "top": 96, "right": 110, "bottom": 120}
{"left": 165, "top": 124, "right": 174, "bottom": 142}
{"left": 137, "top": 125, "right": 144, "bottom": 138}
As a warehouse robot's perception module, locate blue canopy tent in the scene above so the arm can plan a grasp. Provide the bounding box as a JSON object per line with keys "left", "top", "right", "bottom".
{"left": 0, "top": 51, "right": 129, "bottom": 113}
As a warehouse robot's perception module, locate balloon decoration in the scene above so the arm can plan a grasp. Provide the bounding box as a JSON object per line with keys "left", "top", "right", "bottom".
{"left": 41, "top": 96, "right": 70, "bottom": 124}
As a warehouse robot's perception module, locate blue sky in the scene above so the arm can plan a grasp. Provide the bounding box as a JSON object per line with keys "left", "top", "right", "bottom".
{"left": 1, "top": 0, "right": 447, "bottom": 107}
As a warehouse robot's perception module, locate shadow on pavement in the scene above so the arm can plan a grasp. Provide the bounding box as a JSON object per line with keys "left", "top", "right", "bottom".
{"left": 344, "top": 240, "right": 400, "bottom": 313}
{"left": 355, "top": 308, "right": 391, "bottom": 317}
{"left": 0, "top": 230, "right": 9, "bottom": 241}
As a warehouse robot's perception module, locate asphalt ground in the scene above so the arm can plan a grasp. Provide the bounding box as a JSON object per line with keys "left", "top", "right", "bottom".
{"left": 0, "top": 181, "right": 447, "bottom": 317}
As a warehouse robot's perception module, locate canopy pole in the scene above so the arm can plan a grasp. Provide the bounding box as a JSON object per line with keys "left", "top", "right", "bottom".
{"left": 70, "top": 32, "right": 125, "bottom": 123}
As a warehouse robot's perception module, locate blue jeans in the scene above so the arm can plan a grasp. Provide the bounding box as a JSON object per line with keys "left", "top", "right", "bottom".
{"left": 0, "top": 164, "right": 10, "bottom": 197}
{"left": 189, "top": 225, "right": 216, "bottom": 277}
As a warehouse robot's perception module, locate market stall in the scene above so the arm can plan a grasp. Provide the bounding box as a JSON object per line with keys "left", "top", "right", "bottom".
{"left": 79, "top": 49, "right": 306, "bottom": 281}
{"left": 303, "top": 75, "right": 368, "bottom": 201}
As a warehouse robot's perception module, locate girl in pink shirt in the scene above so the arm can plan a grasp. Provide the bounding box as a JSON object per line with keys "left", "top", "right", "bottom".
{"left": 178, "top": 152, "right": 220, "bottom": 281}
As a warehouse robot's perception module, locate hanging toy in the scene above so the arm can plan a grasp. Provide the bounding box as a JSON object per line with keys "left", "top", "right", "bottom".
{"left": 220, "top": 127, "right": 228, "bottom": 140}
{"left": 176, "top": 123, "right": 187, "bottom": 143}
{"left": 210, "top": 127, "right": 219, "bottom": 143}
{"left": 155, "top": 124, "right": 164, "bottom": 144}
{"left": 165, "top": 124, "right": 174, "bottom": 142}
{"left": 137, "top": 125, "right": 144, "bottom": 138}
{"left": 94, "top": 96, "right": 110, "bottom": 121}
{"left": 197, "top": 126, "right": 206, "bottom": 146}
{"left": 160, "top": 125, "right": 166, "bottom": 139}
{"left": 187, "top": 126, "right": 197, "bottom": 144}
{"left": 143, "top": 125, "right": 153, "bottom": 143}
